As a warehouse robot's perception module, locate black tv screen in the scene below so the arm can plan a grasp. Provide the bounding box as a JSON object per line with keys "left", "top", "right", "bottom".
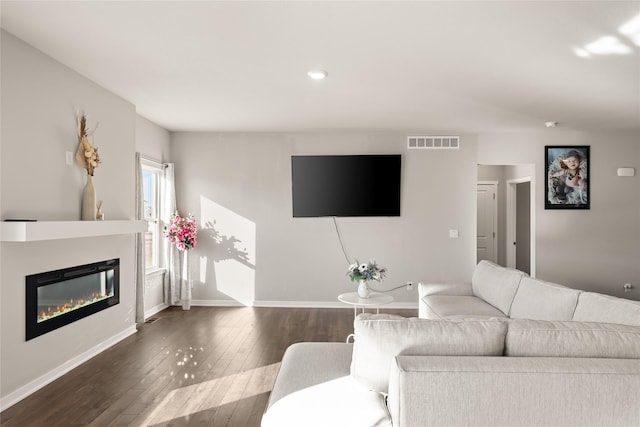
{"left": 291, "top": 155, "right": 401, "bottom": 217}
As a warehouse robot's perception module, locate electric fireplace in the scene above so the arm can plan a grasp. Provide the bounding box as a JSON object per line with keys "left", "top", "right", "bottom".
{"left": 26, "top": 258, "right": 120, "bottom": 341}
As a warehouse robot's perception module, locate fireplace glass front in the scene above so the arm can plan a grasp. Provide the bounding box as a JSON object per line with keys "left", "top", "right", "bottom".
{"left": 26, "top": 259, "right": 119, "bottom": 340}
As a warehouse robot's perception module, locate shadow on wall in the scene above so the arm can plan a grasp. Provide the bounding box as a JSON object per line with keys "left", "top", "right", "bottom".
{"left": 197, "top": 197, "right": 256, "bottom": 305}
{"left": 203, "top": 221, "right": 251, "bottom": 264}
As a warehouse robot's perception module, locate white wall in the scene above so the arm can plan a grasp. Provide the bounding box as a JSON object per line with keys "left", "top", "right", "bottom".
{"left": 0, "top": 32, "right": 135, "bottom": 221}
{"left": 479, "top": 131, "right": 640, "bottom": 299}
{"left": 170, "top": 133, "right": 479, "bottom": 306}
{"left": 1, "top": 31, "right": 137, "bottom": 406}
{"left": 171, "top": 130, "right": 640, "bottom": 304}
{"left": 136, "top": 115, "right": 171, "bottom": 164}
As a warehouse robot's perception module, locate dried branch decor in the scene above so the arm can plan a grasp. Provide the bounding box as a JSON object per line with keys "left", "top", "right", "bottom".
{"left": 75, "top": 113, "right": 101, "bottom": 176}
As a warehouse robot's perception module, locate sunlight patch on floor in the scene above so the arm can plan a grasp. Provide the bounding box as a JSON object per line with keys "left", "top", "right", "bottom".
{"left": 142, "top": 363, "right": 280, "bottom": 424}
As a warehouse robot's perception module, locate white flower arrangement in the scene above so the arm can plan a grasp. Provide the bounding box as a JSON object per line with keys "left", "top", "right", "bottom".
{"left": 347, "top": 260, "right": 387, "bottom": 282}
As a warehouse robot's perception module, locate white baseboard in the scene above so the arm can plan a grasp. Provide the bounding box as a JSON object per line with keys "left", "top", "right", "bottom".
{"left": 0, "top": 325, "right": 137, "bottom": 412}
{"left": 144, "top": 302, "right": 169, "bottom": 319}
{"left": 254, "top": 300, "right": 346, "bottom": 308}
{"left": 188, "top": 299, "right": 418, "bottom": 310}
{"left": 190, "top": 299, "right": 246, "bottom": 307}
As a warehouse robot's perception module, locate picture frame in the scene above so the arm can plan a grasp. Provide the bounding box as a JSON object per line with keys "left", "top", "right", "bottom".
{"left": 545, "top": 146, "right": 590, "bottom": 209}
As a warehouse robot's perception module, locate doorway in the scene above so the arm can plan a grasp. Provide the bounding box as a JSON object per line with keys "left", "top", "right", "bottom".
{"left": 477, "top": 164, "right": 535, "bottom": 276}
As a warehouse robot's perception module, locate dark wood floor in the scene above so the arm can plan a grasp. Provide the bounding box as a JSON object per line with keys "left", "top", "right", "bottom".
{"left": 1, "top": 306, "right": 416, "bottom": 427}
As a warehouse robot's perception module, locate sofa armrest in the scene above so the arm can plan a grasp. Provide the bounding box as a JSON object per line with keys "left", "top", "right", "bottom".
{"left": 387, "top": 355, "right": 640, "bottom": 427}
{"left": 418, "top": 282, "right": 473, "bottom": 298}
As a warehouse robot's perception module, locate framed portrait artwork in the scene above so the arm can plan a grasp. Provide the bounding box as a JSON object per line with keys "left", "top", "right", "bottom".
{"left": 545, "top": 146, "right": 590, "bottom": 209}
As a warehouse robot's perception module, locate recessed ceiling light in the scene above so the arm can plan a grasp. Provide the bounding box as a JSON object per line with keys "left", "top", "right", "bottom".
{"left": 545, "top": 121, "right": 559, "bottom": 128}
{"left": 307, "top": 70, "right": 327, "bottom": 80}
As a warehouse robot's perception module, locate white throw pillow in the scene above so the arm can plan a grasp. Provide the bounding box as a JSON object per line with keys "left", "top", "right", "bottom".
{"left": 350, "top": 314, "right": 507, "bottom": 393}
{"left": 505, "top": 319, "right": 640, "bottom": 358}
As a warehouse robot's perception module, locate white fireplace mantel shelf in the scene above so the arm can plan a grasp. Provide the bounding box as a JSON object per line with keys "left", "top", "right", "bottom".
{"left": 0, "top": 220, "right": 147, "bottom": 242}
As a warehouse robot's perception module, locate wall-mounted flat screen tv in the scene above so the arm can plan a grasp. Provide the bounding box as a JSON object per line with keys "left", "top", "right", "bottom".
{"left": 291, "top": 154, "right": 401, "bottom": 217}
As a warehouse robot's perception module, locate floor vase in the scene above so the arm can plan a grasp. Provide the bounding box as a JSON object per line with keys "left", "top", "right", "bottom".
{"left": 181, "top": 250, "right": 192, "bottom": 310}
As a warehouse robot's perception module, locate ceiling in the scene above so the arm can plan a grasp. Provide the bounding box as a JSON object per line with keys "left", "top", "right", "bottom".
{"left": 1, "top": 1, "right": 639, "bottom": 133}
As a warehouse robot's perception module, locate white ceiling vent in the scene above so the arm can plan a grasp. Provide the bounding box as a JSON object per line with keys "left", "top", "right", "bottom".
{"left": 408, "top": 136, "right": 460, "bottom": 149}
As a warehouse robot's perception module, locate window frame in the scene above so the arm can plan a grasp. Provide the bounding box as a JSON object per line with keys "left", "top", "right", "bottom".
{"left": 141, "top": 158, "right": 164, "bottom": 275}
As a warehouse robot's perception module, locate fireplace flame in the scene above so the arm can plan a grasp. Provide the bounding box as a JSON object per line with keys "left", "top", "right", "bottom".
{"left": 37, "top": 291, "right": 112, "bottom": 323}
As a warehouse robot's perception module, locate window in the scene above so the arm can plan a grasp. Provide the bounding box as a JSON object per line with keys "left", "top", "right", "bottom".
{"left": 142, "top": 160, "right": 163, "bottom": 272}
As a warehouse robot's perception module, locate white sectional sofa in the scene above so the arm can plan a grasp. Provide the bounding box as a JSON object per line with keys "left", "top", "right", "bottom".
{"left": 419, "top": 260, "right": 640, "bottom": 326}
{"left": 262, "top": 261, "right": 640, "bottom": 427}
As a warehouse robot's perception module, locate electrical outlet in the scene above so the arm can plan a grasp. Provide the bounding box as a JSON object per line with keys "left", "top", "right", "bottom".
{"left": 406, "top": 281, "right": 413, "bottom": 291}
{"left": 623, "top": 283, "right": 633, "bottom": 292}
{"left": 65, "top": 151, "right": 74, "bottom": 165}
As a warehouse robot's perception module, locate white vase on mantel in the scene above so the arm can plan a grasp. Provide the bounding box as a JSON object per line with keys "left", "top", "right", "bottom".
{"left": 357, "top": 280, "right": 370, "bottom": 298}
{"left": 81, "top": 174, "right": 97, "bottom": 221}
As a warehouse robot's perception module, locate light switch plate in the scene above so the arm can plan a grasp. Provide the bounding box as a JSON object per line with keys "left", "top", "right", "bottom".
{"left": 449, "top": 229, "right": 459, "bottom": 239}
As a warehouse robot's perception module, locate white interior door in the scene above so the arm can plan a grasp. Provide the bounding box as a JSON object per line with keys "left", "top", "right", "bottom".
{"left": 477, "top": 183, "right": 497, "bottom": 263}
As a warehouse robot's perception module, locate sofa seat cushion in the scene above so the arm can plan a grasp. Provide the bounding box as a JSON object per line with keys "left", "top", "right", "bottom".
{"left": 351, "top": 314, "right": 507, "bottom": 393}
{"left": 509, "top": 276, "right": 580, "bottom": 321}
{"left": 572, "top": 292, "right": 640, "bottom": 326}
{"left": 262, "top": 342, "right": 391, "bottom": 427}
{"left": 505, "top": 319, "right": 640, "bottom": 358}
{"left": 261, "top": 376, "right": 391, "bottom": 427}
{"left": 421, "top": 295, "right": 508, "bottom": 319}
{"left": 265, "top": 342, "right": 352, "bottom": 408}
{"left": 471, "top": 260, "right": 524, "bottom": 315}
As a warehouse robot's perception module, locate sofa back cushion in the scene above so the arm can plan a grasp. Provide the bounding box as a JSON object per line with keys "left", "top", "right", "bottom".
{"left": 572, "top": 292, "right": 640, "bottom": 326}
{"left": 351, "top": 314, "right": 507, "bottom": 393}
{"left": 509, "top": 277, "right": 581, "bottom": 321}
{"left": 505, "top": 319, "right": 640, "bottom": 358}
{"left": 471, "top": 260, "right": 523, "bottom": 315}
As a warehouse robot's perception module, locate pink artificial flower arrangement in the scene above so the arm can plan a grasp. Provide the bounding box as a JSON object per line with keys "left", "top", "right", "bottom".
{"left": 164, "top": 212, "right": 197, "bottom": 251}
